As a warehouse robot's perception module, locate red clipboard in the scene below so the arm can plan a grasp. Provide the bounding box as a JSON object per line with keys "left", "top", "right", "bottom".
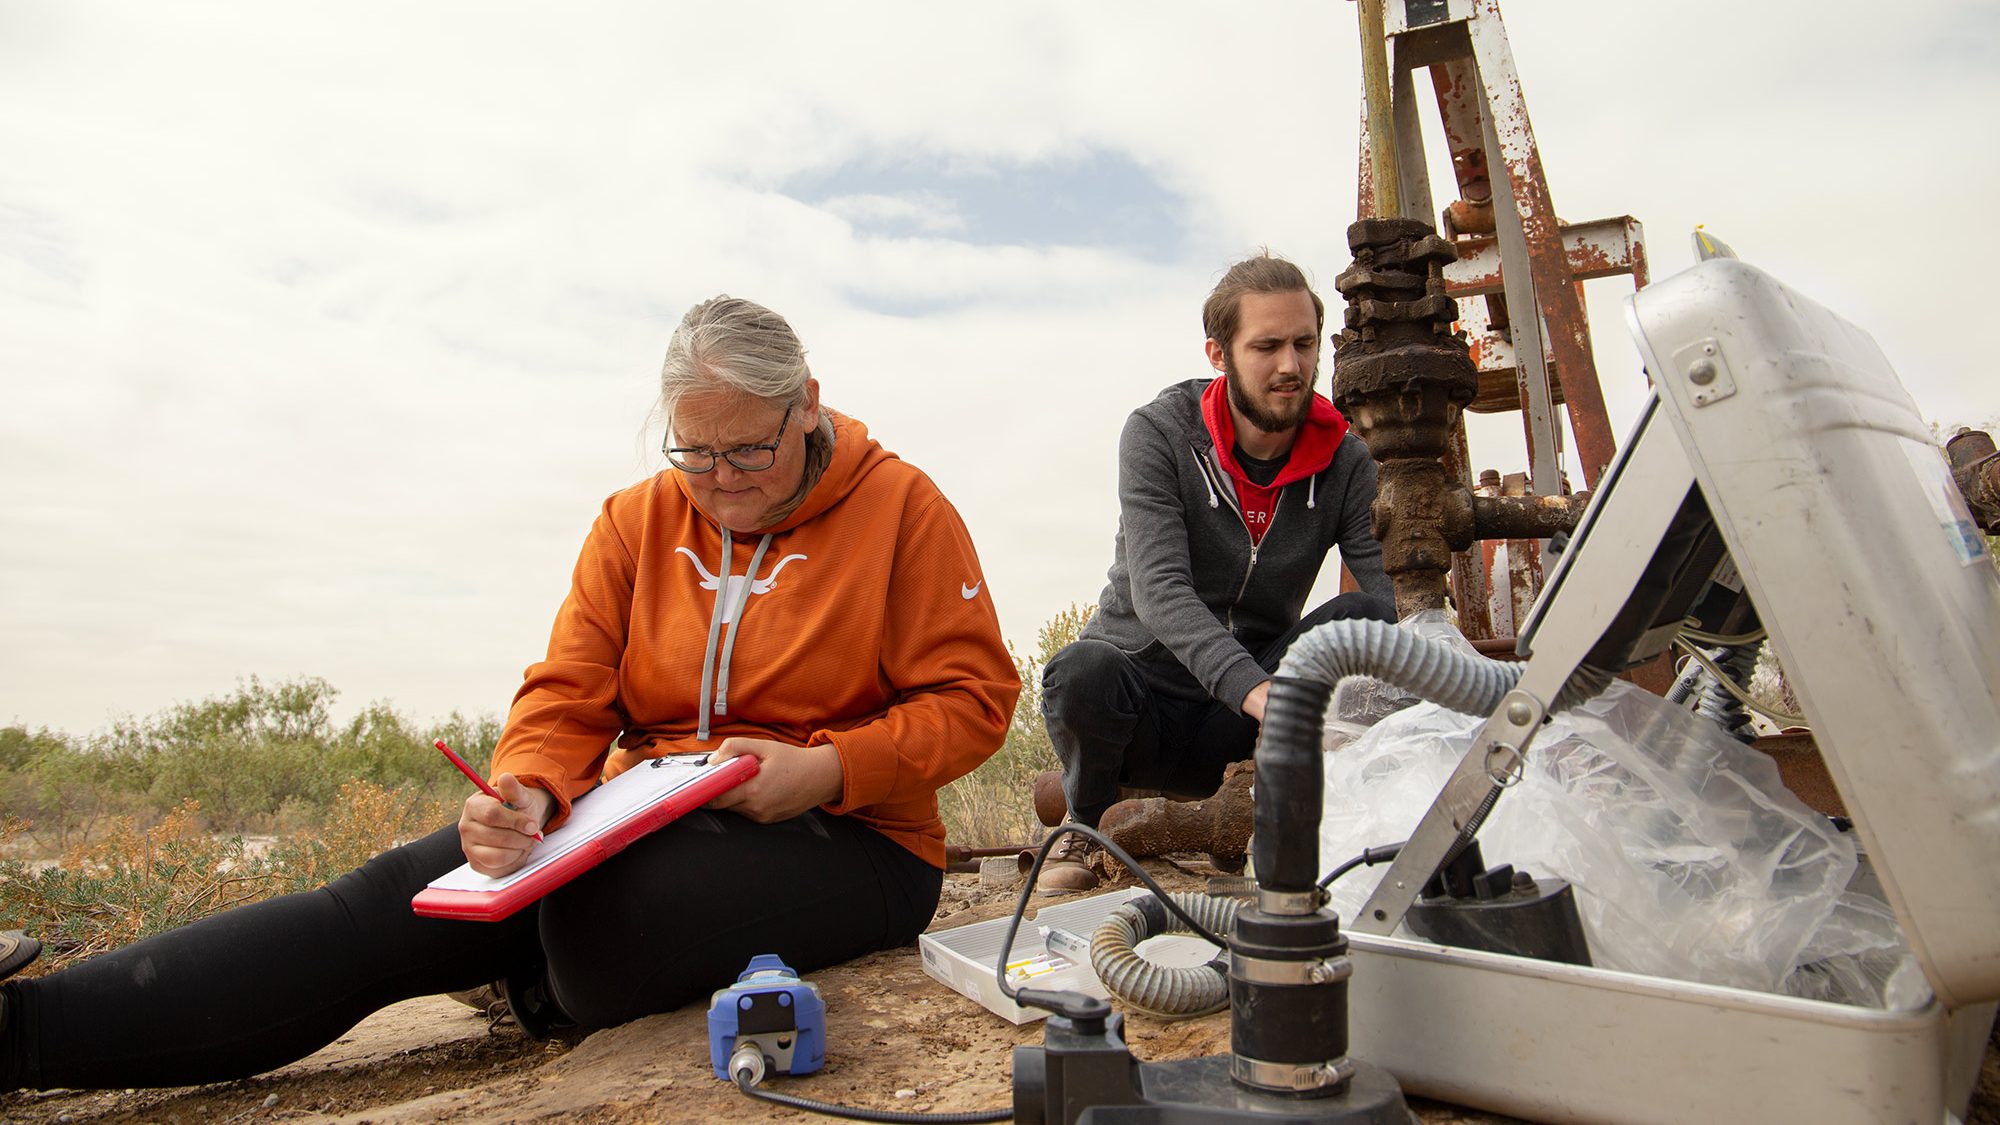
{"left": 411, "top": 753, "right": 759, "bottom": 922}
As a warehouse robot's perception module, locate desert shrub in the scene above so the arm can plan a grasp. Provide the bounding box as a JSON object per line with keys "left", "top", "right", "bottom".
{"left": 264, "top": 780, "right": 457, "bottom": 896}
{"left": 0, "top": 802, "right": 281, "bottom": 967}
{"left": 938, "top": 604, "right": 1093, "bottom": 847}
{"left": 0, "top": 781, "right": 455, "bottom": 975}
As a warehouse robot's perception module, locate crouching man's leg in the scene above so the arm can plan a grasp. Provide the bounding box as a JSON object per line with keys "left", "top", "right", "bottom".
{"left": 1103, "top": 592, "right": 1399, "bottom": 869}
{"left": 1038, "top": 639, "right": 1158, "bottom": 891}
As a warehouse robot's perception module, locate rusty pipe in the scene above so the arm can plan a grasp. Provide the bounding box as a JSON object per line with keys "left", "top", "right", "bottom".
{"left": 944, "top": 843, "right": 1038, "bottom": 865}
{"left": 1469, "top": 491, "right": 1590, "bottom": 542}
{"left": 944, "top": 843, "right": 1038, "bottom": 873}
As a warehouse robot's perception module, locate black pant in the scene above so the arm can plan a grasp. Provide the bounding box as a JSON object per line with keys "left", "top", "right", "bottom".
{"left": 1043, "top": 593, "right": 1395, "bottom": 827}
{"left": 0, "top": 809, "right": 938, "bottom": 1091}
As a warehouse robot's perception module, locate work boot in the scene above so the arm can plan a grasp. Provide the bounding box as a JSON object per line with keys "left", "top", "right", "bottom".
{"left": 447, "top": 983, "right": 513, "bottom": 1033}
{"left": 500, "top": 966, "right": 579, "bottom": 1042}
{"left": 1033, "top": 825, "right": 1106, "bottom": 893}
{"left": 0, "top": 932, "right": 40, "bottom": 982}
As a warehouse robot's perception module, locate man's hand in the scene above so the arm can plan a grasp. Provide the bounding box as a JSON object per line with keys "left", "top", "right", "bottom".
{"left": 704, "top": 738, "right": 845, "bottom": 823}
{"left": 1241, "top": 680, "right": 1271, "bottom": 722}
{"left": 458, "top": 773, "right": 554, "bottom": 878}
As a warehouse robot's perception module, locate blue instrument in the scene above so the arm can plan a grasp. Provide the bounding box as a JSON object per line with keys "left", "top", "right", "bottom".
{"left": 706, "top": 954, "right": 826, "bottom": 1084}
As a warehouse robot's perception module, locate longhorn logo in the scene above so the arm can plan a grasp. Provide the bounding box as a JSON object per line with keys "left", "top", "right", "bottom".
{"left": 675, "top": 548, "right": 809, "bottom": 624}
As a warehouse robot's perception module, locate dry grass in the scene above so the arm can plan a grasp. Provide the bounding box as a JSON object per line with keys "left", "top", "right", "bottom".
{"left": 0, "top": 781, "right": 452, "bottom": 974}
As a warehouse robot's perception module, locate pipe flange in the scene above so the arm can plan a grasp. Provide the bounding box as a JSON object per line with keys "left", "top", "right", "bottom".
{"left": 1232, "top": 1053, "right": 1358, "bottom": 1093}
{"left": 1230, "top": 951, "right": 1353, "bottom": 987}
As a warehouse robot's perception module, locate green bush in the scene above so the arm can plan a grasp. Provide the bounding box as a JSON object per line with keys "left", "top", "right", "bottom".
{"left": 1, "top": 677, "right": 501, "bottom": 848}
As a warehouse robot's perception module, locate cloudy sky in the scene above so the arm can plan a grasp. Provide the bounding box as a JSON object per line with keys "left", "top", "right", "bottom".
{"left": 4, "top": 1, "right": 1994, "bottom": 735}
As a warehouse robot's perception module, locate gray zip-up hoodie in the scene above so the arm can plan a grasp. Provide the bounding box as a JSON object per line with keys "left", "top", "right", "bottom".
{"left": 1082, "top": 378, "right": 1394, "bottom": 713}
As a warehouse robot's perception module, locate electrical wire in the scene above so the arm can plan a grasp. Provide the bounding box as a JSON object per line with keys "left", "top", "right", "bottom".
{"left": 995, "top": 824, "right": 1229, "bottom": 1005}
{"left": 1675, "top": 621, "right": 1768, "bottom": 647}
{"left": 733, "top": 1069, "right": 1011, "bottom": 1124}
{"left": 720, "top": 823, "right": 1235, "bottom": 1123}
{"left": 1670, "top": 637, "right": 1808, "bottom": 728}
{"left": 1317, "top": 841, "right": 1405, "bottom": 891}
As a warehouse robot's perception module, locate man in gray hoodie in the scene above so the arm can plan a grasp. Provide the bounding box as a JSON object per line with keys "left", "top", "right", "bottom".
{"left": 1039, "top": 253, "right": 1396, "bottom": 891}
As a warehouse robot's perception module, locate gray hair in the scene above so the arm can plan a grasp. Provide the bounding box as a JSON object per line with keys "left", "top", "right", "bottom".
{"left": 659, "top": 296, "right": 812, "bottom": 418}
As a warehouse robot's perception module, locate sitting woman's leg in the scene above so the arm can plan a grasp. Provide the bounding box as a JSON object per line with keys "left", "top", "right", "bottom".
{"left": 538, "top": 809, "right": 939, "bottom": 1029}
{"left": 1, "top": 825, "right": 542, "bottom": 1091}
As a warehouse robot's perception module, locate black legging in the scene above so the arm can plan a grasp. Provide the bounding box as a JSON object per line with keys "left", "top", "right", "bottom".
{"left": 0, "top": 808, "right": 939, "bottom": 1091}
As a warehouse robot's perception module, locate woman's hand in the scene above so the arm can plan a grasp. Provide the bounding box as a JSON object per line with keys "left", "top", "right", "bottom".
{"left": 704, "top": 738, "right": 844, "bottom": 823}
{"left": 458, "top": 773, "right": 555, "bottom": 877}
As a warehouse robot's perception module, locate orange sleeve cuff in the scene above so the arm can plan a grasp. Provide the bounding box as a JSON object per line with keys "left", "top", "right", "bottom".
{"left": 816, "top": 727, "right": 897, "bottom": 814}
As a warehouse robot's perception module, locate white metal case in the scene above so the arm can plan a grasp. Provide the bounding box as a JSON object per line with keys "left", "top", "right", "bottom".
{"left": 1627, "top": 259, "right": 2000, "bottom": 1008}
{"left": 1345, "top": 258, "right": 1999, "bottom": 1122}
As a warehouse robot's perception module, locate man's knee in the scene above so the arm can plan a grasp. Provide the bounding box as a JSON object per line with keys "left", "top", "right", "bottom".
{"left": 1303, "top": 591, "right": 1397, "bottom": 628}
{"left": 1042, "top": 638, "right": 1142, "bottom": 720}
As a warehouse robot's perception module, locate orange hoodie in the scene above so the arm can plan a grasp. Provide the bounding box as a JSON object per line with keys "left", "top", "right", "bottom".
{"left": 490, "top": 410, "right": 1020, "bottom": 868}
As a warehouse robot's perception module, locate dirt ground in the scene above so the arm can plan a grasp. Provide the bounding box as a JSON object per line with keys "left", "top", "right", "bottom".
{"left": 4, "top": 862, "right": 1995, "bottom": 1125}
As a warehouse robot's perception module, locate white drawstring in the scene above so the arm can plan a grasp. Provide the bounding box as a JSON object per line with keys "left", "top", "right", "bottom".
{"left": 1307, "top": 475, "right": 1317, "bottom": 509}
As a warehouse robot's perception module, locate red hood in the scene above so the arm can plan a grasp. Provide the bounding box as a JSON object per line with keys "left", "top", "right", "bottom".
{"left": 1200, "top": 376, "right": 1349, "bottom": 489}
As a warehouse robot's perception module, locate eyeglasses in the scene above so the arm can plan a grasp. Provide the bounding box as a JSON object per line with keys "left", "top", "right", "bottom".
{"left": 665, "top": 403, "right": 794, "bottom": 474}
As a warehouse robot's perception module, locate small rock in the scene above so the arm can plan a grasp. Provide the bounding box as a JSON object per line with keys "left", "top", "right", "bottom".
{"left": 895, "top": 1088, "right": 917, "bottom": 1099}
{"left": 262, "top": 1093, "right": 281, "bottom": 1108}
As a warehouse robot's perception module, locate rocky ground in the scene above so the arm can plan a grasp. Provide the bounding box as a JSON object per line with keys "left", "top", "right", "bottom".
{"left": 4, "top": 861, "right": 1994, "bottom": 1124}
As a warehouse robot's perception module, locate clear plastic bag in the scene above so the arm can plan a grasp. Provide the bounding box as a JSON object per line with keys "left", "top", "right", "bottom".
{"left": 1319, "top": 678, "right": 1868, "bottom": 998}
{"left": 1323, "top": 608, "right": 1464, "bottom": 752}
{"left": 1780, "top": 887, "right": 1927, "bottom": 1009}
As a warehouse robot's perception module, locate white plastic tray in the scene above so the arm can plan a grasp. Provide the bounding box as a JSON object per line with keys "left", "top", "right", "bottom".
{"left": 918, "top": 888, "right": 1146, "bottom": 1024}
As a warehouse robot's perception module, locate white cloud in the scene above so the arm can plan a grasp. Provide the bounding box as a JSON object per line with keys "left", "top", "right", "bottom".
{"left": 819, "top": 191, "right": 968, "bottom": 236}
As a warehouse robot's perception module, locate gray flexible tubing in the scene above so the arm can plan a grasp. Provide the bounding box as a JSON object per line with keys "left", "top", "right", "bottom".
{"left": 1092, "top": 618, "right": 1613, "bottom": 1016}
{"left": 1275, "top": 617, "right": 1519, "bottom": 713}
{"left": 1277, "top": 617, "right": 1610, "bottom": 713}
{"left": 1090, "top": 892, "right": 1238, "bottom": 1019}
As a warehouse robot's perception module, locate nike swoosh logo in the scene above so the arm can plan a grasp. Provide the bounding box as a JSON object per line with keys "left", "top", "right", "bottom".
{"left": 961, "top": 581, "right": 982, "bottom": 600}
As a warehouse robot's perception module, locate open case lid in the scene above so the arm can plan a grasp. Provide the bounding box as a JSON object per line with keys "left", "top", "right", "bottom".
{"left": 1622, "top": 258, "right": 2000, "bottom": 1007}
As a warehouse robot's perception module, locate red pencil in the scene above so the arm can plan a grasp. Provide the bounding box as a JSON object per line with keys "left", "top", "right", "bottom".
{"left": 435, "top": 739, "right": 544, "bottom": 842}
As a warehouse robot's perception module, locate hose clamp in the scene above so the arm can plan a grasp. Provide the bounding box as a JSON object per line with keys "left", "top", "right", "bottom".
{"left": 1256, "top": 887, "right": 1326, "bottom": 915}
{"left": 1232, "top": 1052, "right": 1357, "bottom": 1093}
{"left": 1230, "top": 951, "right": 1352, "bottom": 987}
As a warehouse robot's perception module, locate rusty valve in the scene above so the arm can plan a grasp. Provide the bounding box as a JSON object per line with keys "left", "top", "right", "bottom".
{"left": 1333, "top": 217, "right": 1592, "bottom": 620}
{"left": 1332, "top": 218, "right": 1484, "bottom": 619}
{"left": 1947, "top": 429, "right": 2000, "bottom": 535}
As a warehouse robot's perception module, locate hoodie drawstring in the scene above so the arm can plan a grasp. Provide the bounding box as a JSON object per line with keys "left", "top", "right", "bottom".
{"left": 695, "top": 530, "right": 774, "bottom": 741}
{"left": 695, "top": 530, "right": 732, "bottom": 743}
{"left": 1307, "top": 475, "right": 1317, "bottom": 510}
{"left": 713, "top": 534, "right": 772, "bottom": 718}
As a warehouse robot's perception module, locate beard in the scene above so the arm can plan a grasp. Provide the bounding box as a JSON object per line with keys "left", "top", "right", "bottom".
{"left": 1225, "top": 355, "right": 1317, "bottom": 434}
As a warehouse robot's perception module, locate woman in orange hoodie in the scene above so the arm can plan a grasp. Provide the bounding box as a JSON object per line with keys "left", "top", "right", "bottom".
{"left": 0, "top": 296, "right": 1019, "bottom": 1089}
